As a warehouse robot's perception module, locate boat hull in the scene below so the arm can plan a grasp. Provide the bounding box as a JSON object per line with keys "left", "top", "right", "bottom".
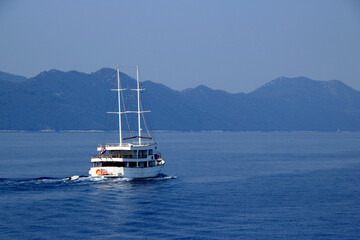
{"left": 89, "top": 164, "right": 164, "bottom": 179}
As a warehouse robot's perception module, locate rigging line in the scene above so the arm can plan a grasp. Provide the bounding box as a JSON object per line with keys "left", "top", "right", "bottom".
{"left": 107, "top": 88, "right": 118, "bottom": 143}
{"left": 109, "top": 74, "right": 121, "bottom": 142}
{"left": 141, "top": 101, "right": 152, "bottom": 139}
{"left": 123, "top": 67, "right": 137, "bottom": 143}
{"left": 119, "top": 72, "right": 133, "bottom": 140}
{"left": 140, "top": 80, "right": 154, "bottom": 138}
{"left": 103, "top": 78, "right": 116, "bottom": 144}
{"left": 143, "top": 97, "right": 155, "bottom": 140}
{"left": 122, "top": 91, "right": 133, "bottom": 138}
{"left": 147, "top": 101, "right": 156, "bottom": 142}
{"left": 140, "top": 87, "right": 155, "bottom": 142}
{"left": 137, "top": 70, "right": 154, "bottom": 142}
{"left": 132, "top": 77, "right": 138, "bottom": 142}
{"left": 132, "top": 72, "right": 140, "bottom": 144}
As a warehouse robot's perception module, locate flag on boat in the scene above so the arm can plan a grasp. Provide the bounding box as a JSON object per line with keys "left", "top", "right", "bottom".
{"left": 100, "top": 146, "right": 106, "bottom": 155}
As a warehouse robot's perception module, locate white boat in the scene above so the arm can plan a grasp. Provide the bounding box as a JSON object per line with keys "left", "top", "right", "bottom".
{"left": 89, "top": 66, "right": 165, "bottom": 178}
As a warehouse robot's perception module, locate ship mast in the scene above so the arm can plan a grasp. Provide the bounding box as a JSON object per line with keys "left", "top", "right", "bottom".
{"left": 107, "top": 66, "right": 126, "bottom": 145}
{"left": 109, "top": 65, "right": 150, "bottom": 146}
{"left": 117, "top": 66, "right": 122, "bottom": 145}
{"left": 136, "top": 65, "right": 142, "bottom": 145}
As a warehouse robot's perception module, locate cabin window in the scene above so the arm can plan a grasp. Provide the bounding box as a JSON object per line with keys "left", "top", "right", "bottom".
{"left": 134, "top": 161, "right": 148, "bottom": 168}
{"left": 129, "top": 162, "right": 137, "bottom": 168}
{"left": 109, "top": 150, "right": 119, "bottom": 158}
{"left": 138, "top": 150, "right": 147, "bottom": 158}
{"left": 97, "top": 162, "right": 127, "bottom": 167}
{"left": 123, "top": 150, "right": 137, "bottom": 158}
{"left": 139, "top": 161, "right": 148, "bottom": 168}
{"left": 149, "top": 161, "right": 155, "bottom": 167}
{"left": 109, "top": 150, "right": 137, "bottom": 158}
{"left": 148, "top": 149, "right": 153, "bottom": 155}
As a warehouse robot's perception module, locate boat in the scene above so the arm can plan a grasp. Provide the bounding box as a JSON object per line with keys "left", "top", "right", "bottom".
{"left": 89, "top": 66, "right": 166, "bottom": 178}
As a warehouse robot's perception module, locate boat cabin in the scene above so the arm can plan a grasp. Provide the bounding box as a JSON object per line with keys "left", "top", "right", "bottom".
{"left": 91, "top": 143, "right": 162, "bottom": 169}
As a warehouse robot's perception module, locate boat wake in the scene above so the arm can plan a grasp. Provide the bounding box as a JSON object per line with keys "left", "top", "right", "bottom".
{"left": 0, "top": 173, "right": 177, "bottom": 186}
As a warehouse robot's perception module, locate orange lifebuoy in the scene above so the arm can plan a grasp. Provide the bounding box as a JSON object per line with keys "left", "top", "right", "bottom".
{"left": 96, "top": 169, "right": 101, "bottom": 175}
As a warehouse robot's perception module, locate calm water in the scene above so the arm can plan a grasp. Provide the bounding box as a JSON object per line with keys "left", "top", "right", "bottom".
{"left": 0, "top": 132, "right": 360, "bottom": 239}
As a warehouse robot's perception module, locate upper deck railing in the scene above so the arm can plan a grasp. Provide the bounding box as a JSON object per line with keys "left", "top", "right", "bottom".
{"left": 91, "top": 155, "right": 143, "bottom": 159}
{"left": 92, "top": 151, "right": 160, "bottom": 160}
{"left": 98, "top": 141, "right": 155, "bottom": 149}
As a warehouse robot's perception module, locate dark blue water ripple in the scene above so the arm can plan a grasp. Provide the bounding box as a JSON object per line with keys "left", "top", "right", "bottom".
{"left": 0, "top": 132, "right": 360, "bottom": 239}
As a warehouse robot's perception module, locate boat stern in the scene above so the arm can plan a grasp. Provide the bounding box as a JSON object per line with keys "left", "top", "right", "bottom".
{"left": 89, "top": 167, "right": 123, "bottom": 178}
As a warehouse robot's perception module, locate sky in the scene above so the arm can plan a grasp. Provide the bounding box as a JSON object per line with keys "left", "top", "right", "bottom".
{"left": 0, "top": 0, "right": 359, "bottom": 93}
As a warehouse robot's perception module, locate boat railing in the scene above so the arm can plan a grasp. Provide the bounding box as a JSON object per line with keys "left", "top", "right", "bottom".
{"left": 91, "top": 154, "right": 149, "bottom": 159}
{"left": 98, "top": 142, "right": 154, "bottom": 148}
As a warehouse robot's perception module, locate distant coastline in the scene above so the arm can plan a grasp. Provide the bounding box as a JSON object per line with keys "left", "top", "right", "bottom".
{"left": 1, "top": 69, "right": 360, "bottom": 131}
{"left": 1, "top": 130, "right": 359, "bottom": 133}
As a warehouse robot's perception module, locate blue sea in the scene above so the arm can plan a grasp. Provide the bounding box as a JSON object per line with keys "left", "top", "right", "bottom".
{"left": 0, "top": 131, "right": 359, "bottom": 239}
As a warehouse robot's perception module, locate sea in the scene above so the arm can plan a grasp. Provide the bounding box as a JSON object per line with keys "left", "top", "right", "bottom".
{"left": 0, "top": 131, "right": 359, "bottom": 240}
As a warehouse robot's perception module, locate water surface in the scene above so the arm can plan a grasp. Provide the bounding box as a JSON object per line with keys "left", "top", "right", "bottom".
{"left": 0, "top": 132, "right": 359, "bottom": 239}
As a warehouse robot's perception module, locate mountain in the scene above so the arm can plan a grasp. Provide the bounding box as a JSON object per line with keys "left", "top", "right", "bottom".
{"left": 0, "top": 70, "right": 359, "bottom": 131}
{"left": 248, "top": 77, "right": 360, "bottom": 131}
{"left": 0, "top": 71, "right": 28, "bottom": 82}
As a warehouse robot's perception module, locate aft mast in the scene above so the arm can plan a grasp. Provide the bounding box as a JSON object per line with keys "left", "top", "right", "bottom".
{"left": 132, "top": 65, "right": 150, "bottom": 145}
{"left": 117, "top": 66, "right": 122, "bottom": 145}
{"left": 136, "top": 66, "right": 142, "bottom": 145}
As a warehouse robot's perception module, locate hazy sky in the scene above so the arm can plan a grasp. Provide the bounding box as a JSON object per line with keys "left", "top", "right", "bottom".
{"left": 0, "top": 0, "right": 359, "bottom": 93}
